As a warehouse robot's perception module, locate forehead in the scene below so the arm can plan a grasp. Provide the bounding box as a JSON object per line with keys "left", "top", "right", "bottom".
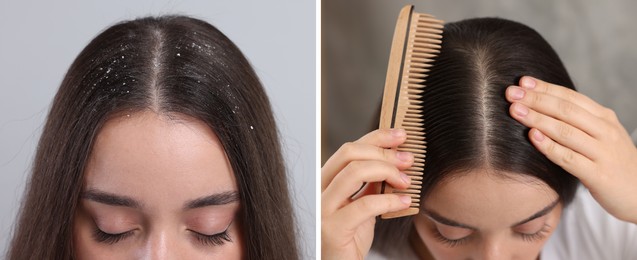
{"left": 84, "top": 110, "right": 237, "bottom": 209}
{"left": 423, "top": 169, "right": 558, "bottom": 228}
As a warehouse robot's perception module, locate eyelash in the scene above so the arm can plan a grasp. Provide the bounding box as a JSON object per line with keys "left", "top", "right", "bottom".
{"left": 432, "top": 228, "right": 469, "bottom": 247}
{"left": 516, "top": 224, "right": 550, "bottom": 242}
{"left": 432, "top": 224, "right": 551, "bottom": 247}
{"left": 92, "top": 225, "right": 233, "bottom": 247}
{"left": 92, "top": 228, "right": 134, "bottom": 245}
{"left": 192, "top": 230, "right": 232, "bottom": 246}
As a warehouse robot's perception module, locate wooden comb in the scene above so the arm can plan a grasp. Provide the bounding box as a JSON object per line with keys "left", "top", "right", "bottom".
{"left": 378, "top": 5, "right": 443, "bottom": 219}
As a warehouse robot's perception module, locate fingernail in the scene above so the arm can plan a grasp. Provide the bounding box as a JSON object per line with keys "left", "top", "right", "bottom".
{"left": 391, "top": 128, "right": 406, "bottom": 137}
{"left": 508, "top": 86, "right": 525, "bottom": 100}
{"left": 533, "top": 130, "right": 545, "bottom": 141}
{"left": 400, "top": 172, "right": 411, "bottom": 184}
{"left": 521, "top": 77, "right": 537, "bottom": 89}
{"left": 396, "top": 151, "right": 412, "bottom": 162}
{"left": 400, "top": 195, "right": 412, "bottom": 205}
{"left": 513, "top": 103, "right": 529, "bottom": 117}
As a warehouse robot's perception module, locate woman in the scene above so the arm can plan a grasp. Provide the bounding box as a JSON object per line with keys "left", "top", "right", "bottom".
{"left": 8, "top": 16, "right": 299, "bottom": 259}
{"left": 322, "top": 18, "right": 637, "bottom": 259}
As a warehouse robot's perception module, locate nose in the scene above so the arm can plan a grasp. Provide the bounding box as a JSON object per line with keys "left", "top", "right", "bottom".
{"left": 142, "top": 231, "right": 174, "bottom": 260}
{"left": 479, "top": 238, "right": 508, "bottom": 260}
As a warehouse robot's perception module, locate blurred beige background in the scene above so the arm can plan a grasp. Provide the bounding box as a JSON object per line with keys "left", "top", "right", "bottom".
{"left": 322, "top": 0, "right": 637, "bottom": 162}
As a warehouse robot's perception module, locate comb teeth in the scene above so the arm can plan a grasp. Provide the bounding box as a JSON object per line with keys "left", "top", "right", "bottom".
{"left": 378, "top": 5, "right": 443, "bottom": 219}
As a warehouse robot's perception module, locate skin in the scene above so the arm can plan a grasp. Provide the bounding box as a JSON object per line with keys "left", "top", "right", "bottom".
{"left": 321, "top": 129, "right": 413, "bottom": 259}
{"left": 73, "top": 110, "right": 243, "bottom": 259}
{"left": 322, "top": 76, "right": 637, "bottom": 258}
{"left": 413, "top": 170, "right": 562, "bottom": 260}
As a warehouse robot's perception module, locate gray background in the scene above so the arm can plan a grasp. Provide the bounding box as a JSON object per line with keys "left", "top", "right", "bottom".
{"left": 322, "top": 0, "right": 637, "bottom": 161}
{"left": 0, "top": 0, "right": 315, "bottom": 258}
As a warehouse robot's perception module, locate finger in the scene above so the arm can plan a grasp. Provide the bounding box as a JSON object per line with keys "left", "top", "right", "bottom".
{"left": 322, "top": 133, "right": 413, "bottom": 191}
{"left": 517, "top": 76, "right": 608, "bottom": 118}
{"left": 321, "top": 143, "right": 413, "bottom": 191}
{"left": 357, "top": 128, "right": 407, "bottom": 148}
{"left": 528, "top": 128, "right": 596, "bottom": 182}
{"left": 510, "top": 103, "right": 601, "bottom": 160}
{"left": 330, "top": 194, "right": 411, "bottom": 232}
{"left": 322, "top": 160, "right": 410, "bottom": 215}
{"left": 506, "top": 86, "right": 607, "bottom": 138}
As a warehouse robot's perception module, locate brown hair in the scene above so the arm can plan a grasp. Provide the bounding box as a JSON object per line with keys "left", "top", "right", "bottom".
{"left": 373, "top": 17, "right": 578, "bottom": 255}
{"left": 8, "top": 16, "right": 298, "bottom": 259}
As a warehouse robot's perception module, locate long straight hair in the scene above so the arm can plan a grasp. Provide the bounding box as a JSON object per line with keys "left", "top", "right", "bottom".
{"left": 373, "top": 17, "right": 579, "bottom": 255}
{"left": 8, "top": 16, "right": 298, "bottom": 259}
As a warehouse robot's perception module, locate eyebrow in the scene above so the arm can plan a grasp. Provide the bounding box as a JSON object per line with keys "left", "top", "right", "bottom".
{"left": 81, "top": 189, "right": 240, "bottom": 210}
{"left": 422, "top": 209, "right": 478, "bottom": 230}
{"left": 422, "top": 198, "right": 560, "bottom": 230}
{"left": 82, "top": 189, "right": 141, "bottom": 208}
{"left": 511, "top": 199, "right": 560, "bottom": 226}
{"left": 183, "top": 191, "right": 239, "bottom": 209}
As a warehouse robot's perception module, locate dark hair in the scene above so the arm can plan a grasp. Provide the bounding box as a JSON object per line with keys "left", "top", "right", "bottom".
{"left": 8, "top": 16, "right": 298, "bottom": 259}
{"left": 373, "top": 17, "right": 579, "bottom": 254}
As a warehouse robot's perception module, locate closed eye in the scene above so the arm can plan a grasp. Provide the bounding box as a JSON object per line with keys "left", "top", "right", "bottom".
{"left": 191, "top": 230, "right": 232, "bottom": 246}
{"left": 190, "top": 221, "right": 234, "bottom": 247}
{"left": 516, "top": 224, "right": 551, "bottom": 242}
{"left": 431, "top": 227, "right": 470, "bottom": 247}
{"left": 93, "top": 228, "right": 135, "bottom": 244}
